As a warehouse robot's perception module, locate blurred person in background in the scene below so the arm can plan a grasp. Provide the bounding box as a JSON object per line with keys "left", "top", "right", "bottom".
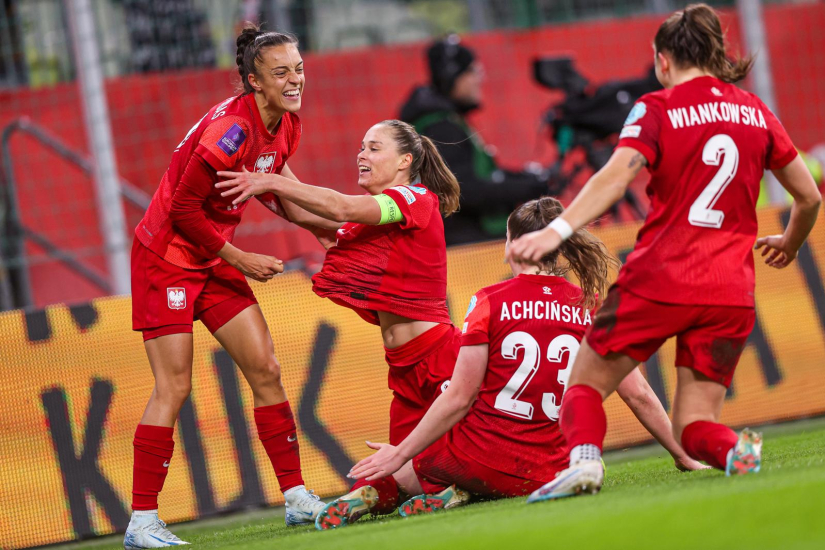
{"left": 400, "top": 35, "right": 549, "bottom": 245}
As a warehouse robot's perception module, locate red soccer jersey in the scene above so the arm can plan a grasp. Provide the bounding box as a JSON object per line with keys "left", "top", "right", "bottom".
{"left": 311, "top": 184, "right": 451, "bottom": 325}
{"left": 616, "top": 76, "right": 797, "bottom": 307}
{"left": 451, "top": 274, "right": 591, "bottom": 480}
{"left": 136, "top": 93, "right": 300, "bottom": 269}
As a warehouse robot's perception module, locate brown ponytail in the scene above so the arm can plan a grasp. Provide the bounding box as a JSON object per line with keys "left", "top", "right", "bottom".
{"left": 654, "top": 3, "right": 753, "bottom": 84}
{"left": 379, "top": 120, "right": 461, "bottom": 216}
{"left": 507, "top": 197, "right": 619, "bottom": 310}
{"left": 235, "top": 22, "right": 299, "bottom": 94}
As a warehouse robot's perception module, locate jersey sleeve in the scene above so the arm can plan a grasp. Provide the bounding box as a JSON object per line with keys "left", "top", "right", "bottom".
{"left": 195, "top": 116, "right": 251, "bottom": 171}
{"left": 461, "top": 290, "right": 492, "bottom": 346}
{"left": 169, "top": 153, "right": 226, "bottom": 255}
{"left": 763, "top": 104, "right": 798, "bottom": 170}
{"left": 617, "top": 95, "right": 664, "bottom": 166}
{"left": 381, "top": 185, "right": 435, "bottom": 230}
{"left": 256, "top": 193, "right": 288, "bottom": 219}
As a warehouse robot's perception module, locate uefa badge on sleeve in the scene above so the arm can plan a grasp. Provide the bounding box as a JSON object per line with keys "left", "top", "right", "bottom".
{"left": 167, "top": 287, "right": 187, "bottom": 310}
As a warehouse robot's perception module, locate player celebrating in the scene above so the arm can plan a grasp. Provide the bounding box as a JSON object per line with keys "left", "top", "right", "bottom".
{"left": 216, "top": 119, "right": 462, "bottom": 528}
{"left": 125, "top": 25, "right": 328, "bottom": 548}
{"left": 347, "top": 197, "right": 705, "bottom": 517}
{"left": 508, "top": 3, "right": 821, "bottom": 502}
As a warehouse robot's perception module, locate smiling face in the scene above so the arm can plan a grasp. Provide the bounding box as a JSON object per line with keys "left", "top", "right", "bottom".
{"left": 248, "top": 43, "right": 304, "bottom": 114}
{"left": 357, "top": 124, "right": 413, "bottom": 194}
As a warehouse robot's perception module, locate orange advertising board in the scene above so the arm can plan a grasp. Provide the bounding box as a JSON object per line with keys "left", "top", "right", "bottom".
{"left": 1, "top": 206, "right": 824, "bottom": 548}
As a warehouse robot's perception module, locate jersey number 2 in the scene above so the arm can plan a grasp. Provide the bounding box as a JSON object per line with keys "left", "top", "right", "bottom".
{"left": 495, "top": 332, "right": 580, "bottom": 421}
{"left": 688, "top": 134, "right": 739, "bottom": 228}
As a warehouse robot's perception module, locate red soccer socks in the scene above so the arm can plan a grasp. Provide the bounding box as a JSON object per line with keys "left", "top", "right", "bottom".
{"left": 254, "top": 401, "right": 305, "bottom": 492}
{"left": 132, "top": 424, "right": 175, "bottom": 511}
{"left": 681, "top": 420, "right": 738, "bottom": 470}
{"left": 560, "top": 384, "right": 607, "bottom": 459}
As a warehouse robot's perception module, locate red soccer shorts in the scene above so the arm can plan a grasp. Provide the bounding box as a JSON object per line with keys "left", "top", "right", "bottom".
{"left": 413, "top": 433, "right": 553, "bottom": 498}
{"left": 586, "top": 286, "right": 755, "bottom": 387}
{"left": 384, "top": 324, "right": 461, "bottom": 445}
{"left": 131, "top": 239, "right": 257, "bottom": 341}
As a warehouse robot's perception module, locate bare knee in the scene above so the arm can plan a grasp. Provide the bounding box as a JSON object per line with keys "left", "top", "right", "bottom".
{"left": 153, "top": 377, "right": 192, "bottom": 407}
{"left": 248, "top": 356, "right": 283, "bottom": 390}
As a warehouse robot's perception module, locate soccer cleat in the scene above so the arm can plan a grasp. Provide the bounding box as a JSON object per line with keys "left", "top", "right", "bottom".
{"left": 398, "top": 485, "right": 470, "bottom": 517}
{"left": 284, "top": 486, "right": 326, "bottom": 526}
{"left": 123, "top": 512, "right": 189, "bottom": 548}
{"left": 526, "top": 460, "right": 604, "bottom": 504}
{"left": 314, "top": 485, "right": 378, "bottom": 530}
{"left": 726, "top": 428, "right": 763, "bottom": 476}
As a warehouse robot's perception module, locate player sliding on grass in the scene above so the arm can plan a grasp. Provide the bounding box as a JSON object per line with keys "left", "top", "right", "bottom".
{"left": 343, "top": 197, "right": 706, "bottom": 519}
{"left": 124, "top": 25, "right": 332, "bottom": 548}
{"left": 508, "top": 3, "right": 821, "bottom": 502}
{"left": 216, "top": 119, "right": 464, "bottom": 527}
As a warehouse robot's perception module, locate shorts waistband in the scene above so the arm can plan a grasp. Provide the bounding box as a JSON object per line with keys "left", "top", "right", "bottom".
{"left": 385, "top": 323, "right": 455, "bottom": 368}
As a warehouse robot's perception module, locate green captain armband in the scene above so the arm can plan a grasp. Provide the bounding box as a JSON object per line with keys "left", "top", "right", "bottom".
{"left": 373, "top": 194, "right": 405, "bottom": 225}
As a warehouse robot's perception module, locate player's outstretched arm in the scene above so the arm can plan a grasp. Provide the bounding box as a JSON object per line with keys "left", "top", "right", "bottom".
{"left": 277, "top": 164, "right": 346, "bottom": 232}
{"left": 216, "top": 168, "right": 383, "bottom": 225}
{"left": 507, "top": 147, "right": 646, "bottom": 264}
{"left": 617, "top": 368, "right": 709, "bottom": 472}
{"left": 755, "top": 155, "right": 822, "bottom": 269}
{"left": 348, "top": 345, "right": 489, "bottom": 481}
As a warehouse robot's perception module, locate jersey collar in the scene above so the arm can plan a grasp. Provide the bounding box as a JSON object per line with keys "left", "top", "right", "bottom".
{"left": 243, "top": 93, "right": 280, "bottom": 140}
{"left": 516, "top": 274, "right": 568, "bottom": 285}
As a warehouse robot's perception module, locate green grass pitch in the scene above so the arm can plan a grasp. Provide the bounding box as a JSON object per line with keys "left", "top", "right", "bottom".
{"left": 60, "top": 418, "right": 825, "bottom": 550}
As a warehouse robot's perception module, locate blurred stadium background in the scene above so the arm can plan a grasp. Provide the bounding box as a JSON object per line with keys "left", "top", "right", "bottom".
{"left": 1, "top": 1, "right": 824, "bottom": 548}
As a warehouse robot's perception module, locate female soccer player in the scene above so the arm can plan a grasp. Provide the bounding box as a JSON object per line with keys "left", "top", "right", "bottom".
{"left": 216, "top": 119, "right": 463, "bottom": 527}
{"left": 125, "top": 25, "right": 330, "bottom": 548}
{"left": 345, "top": 197, "right": 705, "bottom": 518}
{"left": 508, "top": 3, "right": 821, "bottom": 502}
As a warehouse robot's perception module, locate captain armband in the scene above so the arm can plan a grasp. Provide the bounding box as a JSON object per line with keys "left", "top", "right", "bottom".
{"left": 373, "top": 194, "right": 405, "bottom": 225}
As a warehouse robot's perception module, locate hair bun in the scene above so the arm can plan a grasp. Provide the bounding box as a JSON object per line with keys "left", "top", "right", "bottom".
{"left": 236, "top": 24, "right": 261, "bottom": 55}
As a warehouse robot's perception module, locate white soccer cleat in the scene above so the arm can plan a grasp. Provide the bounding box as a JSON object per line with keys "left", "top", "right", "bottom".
{"left": 284, "top": 485, "right": 326, "bottom": 526}
{"left": 526, "top": 460, "right": 604, "bottom": 504}
{"left": 123, "top": 511, "right": 189, "bottom": 548}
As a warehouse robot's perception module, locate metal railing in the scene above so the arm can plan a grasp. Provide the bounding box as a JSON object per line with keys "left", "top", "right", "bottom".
{"left": 0, "top": 117, "right": 151, "bottom": 311}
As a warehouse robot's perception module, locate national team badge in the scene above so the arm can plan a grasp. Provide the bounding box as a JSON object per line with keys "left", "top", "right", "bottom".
{"left": 255, "top": 152, "right": 278, "bottom": 173}
{"left": 624, "top": 102, "right": 647, "bottom": 126}
{"left": 167, "top": 287, "right": 186, "bottom": 310}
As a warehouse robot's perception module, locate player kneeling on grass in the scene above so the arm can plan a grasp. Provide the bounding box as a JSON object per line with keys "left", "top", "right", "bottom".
{"left": 333, "top": 197, "right": 706, "bottom": 526}
{"left": 509, "top": 4, "right": 821, "bottom": 504}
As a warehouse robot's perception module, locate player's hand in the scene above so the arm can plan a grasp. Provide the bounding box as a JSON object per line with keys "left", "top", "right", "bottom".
{"left": 507, "top": 226, "right": 563, "bottom": 265}
{"left": 673, "top": 455, "right": 711, "bottom": 472}
{"left": 754, "top": 234, "right": 797, "bottom": 269}
{"left": 347, "top": 441, "right": 406, "bottom": 481}
{"left": 231, "top": 251, "right": 284, "bottom": 282}
{"left": 216, "top": 167, "right": 275, "bottom": 205}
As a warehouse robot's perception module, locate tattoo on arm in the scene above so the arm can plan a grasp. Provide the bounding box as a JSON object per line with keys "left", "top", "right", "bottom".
{"left": 627, "top": 153, "right": 648, "bottom": 174}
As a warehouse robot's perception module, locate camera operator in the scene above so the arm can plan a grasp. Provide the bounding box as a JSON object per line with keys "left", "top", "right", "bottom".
{"left": 399, "top": 35, "right": 549, "bottom": 245}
